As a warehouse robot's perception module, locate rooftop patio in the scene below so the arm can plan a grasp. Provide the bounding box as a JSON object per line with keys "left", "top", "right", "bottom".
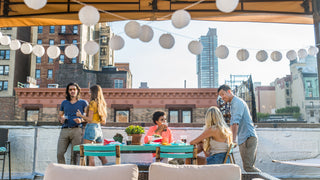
{"left": 0, "top": 124, "right": 319, "bottom": 179}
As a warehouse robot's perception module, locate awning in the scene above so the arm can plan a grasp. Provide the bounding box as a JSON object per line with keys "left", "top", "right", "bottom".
{"left": 0, "top": 0, "right": 314, "bottom": 27}
{"left": 272, "top": 158, "right": 320, "bottom": 168}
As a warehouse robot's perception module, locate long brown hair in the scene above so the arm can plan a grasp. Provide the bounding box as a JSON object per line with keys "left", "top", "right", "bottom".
{"left": 203, "top": 106, "right": 232, "bottom": 152}
{"left": 90, "top": 85, "right": 107, "bottom": 121}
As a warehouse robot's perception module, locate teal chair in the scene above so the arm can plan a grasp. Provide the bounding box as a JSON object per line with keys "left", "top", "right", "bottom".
{"left": 155, "top": 145, "right": 197, "bottom": 165}
{"left": 79, "top": 144, "right": 121, "bottom": 166}
{"left": 223, "top": 143, "right": 236, "bottom": 164}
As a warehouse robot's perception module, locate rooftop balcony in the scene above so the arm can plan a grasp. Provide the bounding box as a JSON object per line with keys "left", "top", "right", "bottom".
{"left": 0, "top": 124, "right": 319, "bottom": 179}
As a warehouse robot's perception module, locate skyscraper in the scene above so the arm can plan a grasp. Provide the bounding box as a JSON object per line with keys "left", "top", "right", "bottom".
{"left": 197, "top": 28, "right": 218, "bottom": 88}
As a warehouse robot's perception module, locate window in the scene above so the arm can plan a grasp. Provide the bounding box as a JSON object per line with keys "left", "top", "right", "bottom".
{"left": 100, "top": 36, "right": 109, "bottom": 45}
{"left": 0, "top": 50, "right": 10, "bottom": 60}
{"left": 286, "top": 89, "right": 290, "bottom": 96}
{"left": 72, "top": 39, "right": 78, "bottom": 45}
{"left": 114, "top": 79, "right": 124, "bottom": 88}
{"left": 49, "top": 39, "right": 54, "bottom": 45}
{"left": 168, "top": 108, "right": 193, "bottom": 123}
{"left": 35, "top": 69, "right": 40, "bottom": 79}
{"left": 71, "top": 58, "right": 77, "bottom": 63}
{"left": 50, "top": 26, "right": 55, "bottom": 33}
{"left": 37, "top": 39, "right": 42, "bottom": 44}
{"left": 0, "top": 81, "right": 8, "bottom": 91}
{"left": 308, "top": 90, "right": 313, "bottom": 97}
{"left": 36, "top": 57, "right": 41, "bottom": 63}
{"left": 307, "top": 81, "right": 312, "bottom": 88}
{"left": 0, "top": 65, "right": 9, "bottom": 75}
{"left": 1, "top": 27, "right": 12, "bottom": 30}
{"left": 100, "top": 48, "right": 107, "bottom": 55}
{"left": 47, "top": 69, "right": 53, "bottom": 79}
{"left": 48, "top": 58, "right": 53, "bottom": 63}
{"left": 73, "top": 25, "right": 78, "bottom": 34}
{"left": 60, "top": 39, "right": 65, "bottom": 50}
{"left": 26, "top": 109, "right": 39, "bottom": 122}
{"left": 182, "top": 110, "right": 191, "bottom": 123}
{"left": 38, "top": 26, "right": 43, "bottom": 33}
{"left": 60, "top": 55, "right": 64, "bottom": 63}
{"left": 115, "top": 110, "right": 130, "bottom": 122}
{"left": 169, "top": 111, "right": 178, "bottom": 123}
{"left": 61, "top": 25, "right": 66, "bottom": 33}
{"left": 310, "top": 111, "right": 314, "bottom": 117}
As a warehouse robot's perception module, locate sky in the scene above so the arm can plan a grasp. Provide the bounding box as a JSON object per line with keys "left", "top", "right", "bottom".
{"left": 108, "top": 20, "right": 315, "bottom": 88}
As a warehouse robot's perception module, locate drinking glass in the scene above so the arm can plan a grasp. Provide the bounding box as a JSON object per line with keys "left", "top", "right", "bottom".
{"left": 180, "top": 135, "right": 187, "bottom": 144}
{"left": 163, "top": 121, "right": 168, "bottom": 132}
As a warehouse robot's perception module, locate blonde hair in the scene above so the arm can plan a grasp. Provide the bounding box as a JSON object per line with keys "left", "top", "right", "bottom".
{"left": 203, "top": 106, "right": 232, "bottom": 152}
{"left": 90, "top": 85, "right": 107, "bottom": 121}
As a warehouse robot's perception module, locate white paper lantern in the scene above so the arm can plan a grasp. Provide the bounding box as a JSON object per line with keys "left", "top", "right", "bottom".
{"left": 84, "top": 41, "right": 99, "bottom": 55}
{"left": 298, "top": 49, "right": 308, "bottom": 59}
{"left": 215, "top": 45, "right": 229, "bottom": 59}
{"left": 171, "top": 10, "right": 191, "bottom": 29}
{"left": 271, "top": 51, "right": 282, "bottom": 62}
{"left": 109, "top": 35, "right": 125, "bottom": 50}
{"left": 0, "top": 32, "right": 2, "bottom": 38}
{"left": 188, "top": 41, "right": 203, "bottom": 55}
{"left": 159, "top": 34, "right": 175, "bottom": 49}
{"left": 65, "top": 45, "right": 79, "bottom": 58}
{"left": 125, "top": 21, "right": 141, "bottom": 39}
{"left": 237, "top": 49, "right": 249, "bottom": 61}
{"left": 21, "top": 43, "right": 33, "bottom": 54}
{"left": 9, "top": 40, "right": 21, "bottom": 50}
{"left": 216, "top": 0, "right": 239, "bottom": 13}
{"left": 47, "top": 45, "right": 61, "bottom": 59}
{"left": 308, "top": 46, "right": 319, "bottom": 56}
{"left": 78, "top": 6, "right": 100, "bottom": 26}
{"left": 286, "top": 50, "right": 297, "bottom": 61}
{"left": 24, "top": 0, "right": 47, "bottom": 10}
{"left": 32, "top": 45, "right": 45, "bottom": 57}
{"left": 0, "top": 36, "right": 11, "bottom": 45}
{"left": 139, "top": 25, "right": 154, "bottom": 43}
{"left": 256, "top": 50, "right": 268, "bottom": 62}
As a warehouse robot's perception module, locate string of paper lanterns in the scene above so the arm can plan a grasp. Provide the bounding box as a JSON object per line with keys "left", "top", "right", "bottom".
{"left": 215, "top": 45, "right": 319, "bottom": 62}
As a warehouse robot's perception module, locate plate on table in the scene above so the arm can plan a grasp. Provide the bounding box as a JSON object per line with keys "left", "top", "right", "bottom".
{"left": 170, "top": 143, "right": 187, "bottom": 146}
{"left": 144, "top": 143, "right": 161, "bottom": 146}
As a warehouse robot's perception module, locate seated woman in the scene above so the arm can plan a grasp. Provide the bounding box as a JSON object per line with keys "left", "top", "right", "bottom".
{"left": 144, "top": 111, "right": 173, "bottom": 144}
{"left": 190, "top": 106, "right": 233, "bottom": 164}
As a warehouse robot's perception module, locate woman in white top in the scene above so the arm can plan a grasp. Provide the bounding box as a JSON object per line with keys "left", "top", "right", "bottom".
{"left": 190, "top": 106, "right": 233, "bottom": 164}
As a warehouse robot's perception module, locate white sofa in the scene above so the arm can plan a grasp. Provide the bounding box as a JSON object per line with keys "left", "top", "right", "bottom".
{"left": 149, "top": 162, "right": 241, "bottom": 180}
{"left": 44, "top": 163, "right": 139, "bottom": 180}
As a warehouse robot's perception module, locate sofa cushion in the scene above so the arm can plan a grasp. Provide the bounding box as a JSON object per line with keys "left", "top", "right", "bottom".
{"left": 149, "top": 162, "right": 241, "bottom": 180}
{"left": 44, "top": 163, "right": 139, "bottom": 180}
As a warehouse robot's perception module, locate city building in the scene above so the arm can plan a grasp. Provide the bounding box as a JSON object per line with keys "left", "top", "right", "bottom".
{"left": 290, "top": 55, "right": 320, "bottom": 123}
{"left": 31, "top": 25, "right": 81, "bottom": 88}
{"left": 197, "top": 28, "right": 218, "bottom": 88}
{"left": 274, "top": 75, "right": 292, "bottom": 109}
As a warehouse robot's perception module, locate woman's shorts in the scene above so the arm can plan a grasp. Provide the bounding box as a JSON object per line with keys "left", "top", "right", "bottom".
{"left": 206, "top": 152, "right": 229, "bottom": 164}
{"left": 83, "top": 123, "right": 103, "bottom": 143}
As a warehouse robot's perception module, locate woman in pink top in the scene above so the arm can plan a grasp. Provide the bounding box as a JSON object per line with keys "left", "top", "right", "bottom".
{"left": 144, "top": 111, "right": 173, "bottom": 144}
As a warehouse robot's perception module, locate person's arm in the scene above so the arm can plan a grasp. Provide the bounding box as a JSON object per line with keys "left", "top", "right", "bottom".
{"left": 231, "top": 123, "right": 239, "bottom": 143}
{"left": 58, "top": 111, "right": 65, "bottom": 124}
{"left": 144, "top": 126, "right": 156, "bottom": 144}
{"left": 76, "top": 109, "right": 92, "bottom": 123}
{"left": 190, "top": 128, "right": 214, "bottom": 145}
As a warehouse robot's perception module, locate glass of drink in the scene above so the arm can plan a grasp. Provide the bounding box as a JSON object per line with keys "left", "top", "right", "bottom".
{"left": 147, "top": 136, "right": 153, "bottom": 144}
{"left": 180, "top": 135, "right": 187, "bottom": 144}
{"left": 64, "top": 115, "right": 68, "bottom": 123}
{"left": 163, "top": 121, "right": 168, "bottom": 132}
{"left": 126, "top": 136, "right": 132, "bottom": 145}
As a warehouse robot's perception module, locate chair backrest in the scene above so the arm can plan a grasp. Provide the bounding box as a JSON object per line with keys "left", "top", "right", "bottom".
{"left": 0, "top": 128, "right": 8, "bottom": 147}
{"left": 156, "top": 145, "right": 197, "bottom": 164}
{"left": 148, "top": 162, "right": 241, "bottom": 180}
{"left": 223, "top": 143, "right": 235, "bottom": 164}
{"left": 44, "top": 163, "right": 139, "bottom": 180}
{"left": 79, "top": 144, "right": 121, "bottom": 165}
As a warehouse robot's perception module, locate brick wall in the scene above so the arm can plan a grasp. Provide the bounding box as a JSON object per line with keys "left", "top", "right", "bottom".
{"left": 0, "top": 97, "right": 15, "bottom": 120}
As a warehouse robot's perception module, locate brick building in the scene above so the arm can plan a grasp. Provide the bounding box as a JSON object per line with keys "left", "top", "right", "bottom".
{"left": 10, "top": 88, "right": 218, "bottom": 125}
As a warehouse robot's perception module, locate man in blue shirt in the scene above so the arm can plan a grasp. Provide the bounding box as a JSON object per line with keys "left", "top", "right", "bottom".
{"left": 57, "top": 82, "right": 88, "bottom": 164}
{"left": 218, "top": 84, "right": 260, "bottom": 172}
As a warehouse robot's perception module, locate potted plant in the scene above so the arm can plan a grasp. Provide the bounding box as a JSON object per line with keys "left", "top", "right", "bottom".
{"left": 125, "top": 125, "right": 145, "bottom": 145}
